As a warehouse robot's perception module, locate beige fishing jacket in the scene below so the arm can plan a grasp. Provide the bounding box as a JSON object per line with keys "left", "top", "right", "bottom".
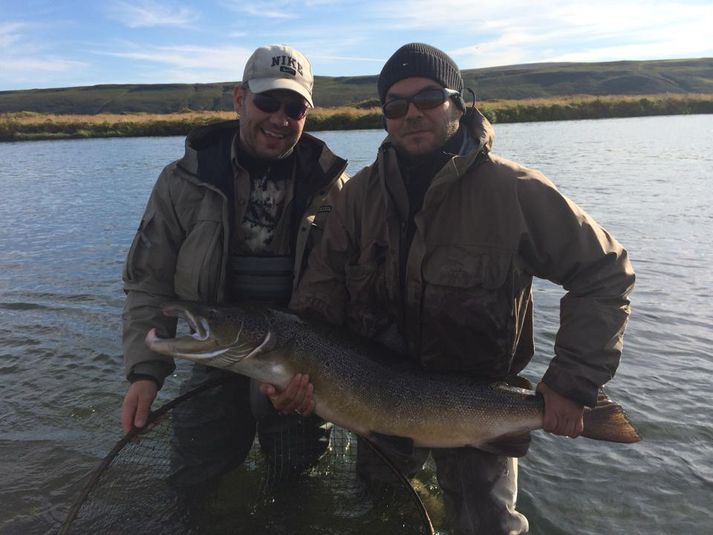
{"left": 123, "top": 120, "right": 348, "bottom": 385}
{"left": 291, "top": 109, "right": 634, "bottom": 407}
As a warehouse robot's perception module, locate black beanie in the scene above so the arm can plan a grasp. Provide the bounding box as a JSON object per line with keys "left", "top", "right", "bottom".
{"left": 377, "top": 43, "right": 464, "bottom": 104}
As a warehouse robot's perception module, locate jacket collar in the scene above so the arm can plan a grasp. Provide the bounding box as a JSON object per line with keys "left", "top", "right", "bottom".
{"left": 377, "top": 107, "right": 495, "bottom": 222}
{"left": 176, "top": 120, "right": 346, "bottom": 198}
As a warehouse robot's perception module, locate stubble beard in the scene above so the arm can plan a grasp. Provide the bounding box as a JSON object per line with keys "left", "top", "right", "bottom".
{"left": 395, "top": 116, "right": 461, "bottom": 158}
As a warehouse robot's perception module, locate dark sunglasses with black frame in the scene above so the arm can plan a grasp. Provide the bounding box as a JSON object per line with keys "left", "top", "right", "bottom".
{"left": 382, "top": 87, "right": 462, "bottom": 119}
{"left": 251, "top": 91, "right": 309, "bottom": 121}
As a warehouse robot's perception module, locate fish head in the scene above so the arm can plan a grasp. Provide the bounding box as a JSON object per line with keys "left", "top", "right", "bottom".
{"left": 145, "top": 301, "right": 271, "bottom": 363}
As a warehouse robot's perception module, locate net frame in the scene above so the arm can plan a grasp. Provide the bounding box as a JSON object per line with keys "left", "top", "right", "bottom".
{"left": 58, "top": 377, "right": 434, "bottom": 535}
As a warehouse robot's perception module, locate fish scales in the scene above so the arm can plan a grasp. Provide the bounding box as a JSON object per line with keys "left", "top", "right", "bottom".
{"left": 264, "top": 309, "right": 543, "bottom": 446}
{"left": 146, "top": 302, "right": 641, "bottom": 453}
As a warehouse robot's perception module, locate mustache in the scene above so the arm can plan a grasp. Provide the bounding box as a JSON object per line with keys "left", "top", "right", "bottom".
{"left": 402, "top": 117, "right": 425, "bottom": 127}
{"left": 398, "top": 118, "right": 431, "bottom": 133}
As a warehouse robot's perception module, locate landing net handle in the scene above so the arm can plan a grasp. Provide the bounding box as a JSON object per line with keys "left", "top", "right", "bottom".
{"left": 57, "top": 377, "right": 227, "bottom": 535}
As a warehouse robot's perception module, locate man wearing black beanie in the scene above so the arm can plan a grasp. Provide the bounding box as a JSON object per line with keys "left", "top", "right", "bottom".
{"left": 290, "top": 43, "right": 634, "bottom": 534}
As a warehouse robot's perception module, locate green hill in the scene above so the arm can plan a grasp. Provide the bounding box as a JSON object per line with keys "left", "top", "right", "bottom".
{"left": 461, "top": 58, "right": 713, "bottom": 99}
{"left": 1, "top": 58, "right": 711, "bottom": 114}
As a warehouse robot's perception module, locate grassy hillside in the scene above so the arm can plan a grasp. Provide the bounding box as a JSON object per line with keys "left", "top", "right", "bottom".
{"left": 3, "top": 94, "right": 711, "bottom": 142}
{"left": 461, "top": 58, "right": 713, "bottom": 100}
{"left": 1, "top": 58, "right": 711, "bottom": 114}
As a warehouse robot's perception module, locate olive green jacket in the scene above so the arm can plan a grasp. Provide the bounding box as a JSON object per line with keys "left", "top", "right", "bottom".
{"left": 291, "top": 109, "right": 634, "bottom": 407}
{"left": 123, "top": 120, "right": 348, "bottom": 385}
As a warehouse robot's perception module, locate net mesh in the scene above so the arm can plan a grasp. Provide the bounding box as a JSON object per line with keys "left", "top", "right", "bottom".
{"left": 59, "top": 379, "right": 435, "bottom": 534}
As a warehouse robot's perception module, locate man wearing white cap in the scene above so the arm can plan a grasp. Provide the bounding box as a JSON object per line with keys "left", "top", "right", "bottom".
{"left": 120, "top": 44, "right": 348, "bottom": 487}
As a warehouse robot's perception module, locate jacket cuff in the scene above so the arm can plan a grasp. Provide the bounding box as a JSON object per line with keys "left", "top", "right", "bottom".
{"left": 541, "top": 365, "right": 599, "bottom": 408}
{"left": 127, "top": 361, "right": 173, "bottom": 390}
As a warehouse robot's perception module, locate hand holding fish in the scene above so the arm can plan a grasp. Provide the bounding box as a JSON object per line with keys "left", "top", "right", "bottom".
{"left": 536, "top": 382, "right": 585, "bottom": 438}
{"left": 259, "top": 373, "right": 315, "bottom": 417}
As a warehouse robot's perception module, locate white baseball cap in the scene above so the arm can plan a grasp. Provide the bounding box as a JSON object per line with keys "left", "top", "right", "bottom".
{"left": 242, "top": 44, "right": 314, "bottom": 107}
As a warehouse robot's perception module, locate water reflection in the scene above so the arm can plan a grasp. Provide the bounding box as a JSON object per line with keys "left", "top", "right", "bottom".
{"left": 1, "top": 115, "right": 712, "bottom": 534}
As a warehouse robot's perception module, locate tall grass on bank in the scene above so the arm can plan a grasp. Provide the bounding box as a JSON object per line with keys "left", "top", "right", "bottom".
{"left": 477, "top": 93, "right": 713, "bottom": 123}
{"left": 0, "top": 110, "right": 236, "bottom": 142}
{"left": 1, "top": 94, "right": 711, "bottom": 142}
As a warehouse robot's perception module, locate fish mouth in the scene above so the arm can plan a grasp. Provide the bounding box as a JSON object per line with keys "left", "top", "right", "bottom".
{"left": 145, "top": 303, "right": 276, "bottom": 368}
{"left": 145, "top": 303, "right": 241, "bottom": 358}
{"left": 162, "top": 302, "right": 213, "bottom": 341}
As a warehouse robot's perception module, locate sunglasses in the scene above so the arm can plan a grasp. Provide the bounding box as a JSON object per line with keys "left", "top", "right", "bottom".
{"left": 252, "top": 92, "right": 309, "bottom": 120}
{"left": 383, "top": 87, "right": 461, "bottom": 119}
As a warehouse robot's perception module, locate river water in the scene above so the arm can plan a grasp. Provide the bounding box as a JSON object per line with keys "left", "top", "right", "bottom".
{"left": 1, "top": 114, "right": 712, "bottom": 534}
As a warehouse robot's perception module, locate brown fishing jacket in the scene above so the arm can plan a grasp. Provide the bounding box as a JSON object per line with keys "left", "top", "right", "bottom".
{"left": 291, "top": 109, "right": 634, "bottom": 407}
{"left": 123, "top": 120, "right": 348, "bottom": 385}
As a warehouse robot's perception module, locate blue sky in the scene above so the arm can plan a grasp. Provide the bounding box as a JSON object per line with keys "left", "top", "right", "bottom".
{"left": 2, "top": 0, "right": 712, "bottom": 91}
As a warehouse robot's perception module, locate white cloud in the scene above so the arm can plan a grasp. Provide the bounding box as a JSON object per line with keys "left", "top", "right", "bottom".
{"left": 240, "top": 6, "right": 296, "bottom": 19}
{"left": 369, "top": 0, "right": 536, "bottom": 30}
{"left": 3, "top": 0, "right": 712, "bottom": 89}
{"left": 303, "top": 0, "right": 343, "bottom": 6}
{"left": 106, "top": 0, "right": 198, "bottom": 28}
{"left": 549, "top": 38, "right": 713, "bottom": 63}
{"left": 369, "top": 0, "right": 713, "bottom": 68}
{"left": 0, "top": 22, "right": 27, "bottom": 48}
{"left": 221, "top": 0, "right": 296, "bottom": 19}
{"left": 220, "top": 0, "right": 344, "bottom": 19}
{"left": 2, "top": 57, "right": 86, "bottom": 75}
{"left": 0, "top": 21, "right": 87, "bottom": 88}
{"left": 99, "top": 44, "right": 255, "bottom": 82}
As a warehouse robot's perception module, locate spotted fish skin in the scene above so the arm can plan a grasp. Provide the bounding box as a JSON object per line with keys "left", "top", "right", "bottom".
{"left": 146, "top": 302, "right": 641, "bottom": 455}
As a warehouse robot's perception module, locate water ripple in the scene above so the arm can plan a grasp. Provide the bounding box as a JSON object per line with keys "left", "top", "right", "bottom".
{"left": 1, "top": 117, "right": 712, "bottom": 534}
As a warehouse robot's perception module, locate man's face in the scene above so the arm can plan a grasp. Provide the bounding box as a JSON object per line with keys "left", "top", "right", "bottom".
{"left": 234, "top": 85, "right": 308, "bottom": 160}
{"left": 384, "top": 77, "right": 463, "bottom": 158}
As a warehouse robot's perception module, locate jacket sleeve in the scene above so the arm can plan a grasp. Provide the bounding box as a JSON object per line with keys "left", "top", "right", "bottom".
{"left": 290, "top": 169, "right": 363, "bottom": 324}
{"left": 516, "top": 171, "right": 635, "bottom": 407}
{"left": 122, "top": 164, "right": 184, "bottom": 386}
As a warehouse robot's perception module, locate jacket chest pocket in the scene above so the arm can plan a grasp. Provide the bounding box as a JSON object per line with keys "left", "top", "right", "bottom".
{"left": 124, "top": 210, "right": 156, "bottom": 286}
{"left": 420, "top": 245, "right": 516, "bottom": 374}
{"left": 175, "top": 207, "right": 224, "bottom": 301}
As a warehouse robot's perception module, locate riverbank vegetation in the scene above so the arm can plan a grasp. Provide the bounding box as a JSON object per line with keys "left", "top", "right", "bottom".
{"left": 1, "top": 93, "right": 711, "bottom": 142}
{"left": 3, "top": 58, "right": 711, "bottom": 114}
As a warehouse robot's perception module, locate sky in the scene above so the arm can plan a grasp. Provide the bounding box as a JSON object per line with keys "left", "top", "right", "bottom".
{"left": 2, "top": 0, "right": 712, "bottom": 91}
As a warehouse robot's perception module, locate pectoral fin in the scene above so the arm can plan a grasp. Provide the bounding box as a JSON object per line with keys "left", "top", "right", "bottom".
{"left": 478, "top": 431, "right": 532, "bottom": 458}
{"left": 369, "top": 432, "right": 416, "bottom": 458}
{"left": 505, "top": 375, "right": 535, "bottom": 390}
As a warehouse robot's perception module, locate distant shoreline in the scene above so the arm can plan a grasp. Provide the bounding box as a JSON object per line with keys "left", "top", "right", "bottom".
{"left": 1, "top": 94, "right": 711, "bottom": 142}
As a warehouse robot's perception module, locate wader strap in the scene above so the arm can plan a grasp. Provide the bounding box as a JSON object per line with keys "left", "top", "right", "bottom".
{"left": 228, "top": 255, "right": 294, "bottom": 305}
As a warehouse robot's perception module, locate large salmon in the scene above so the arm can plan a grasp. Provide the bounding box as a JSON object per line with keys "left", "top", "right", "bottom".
{"left": 145, "top": 302, "right": 640, "bottom": 456}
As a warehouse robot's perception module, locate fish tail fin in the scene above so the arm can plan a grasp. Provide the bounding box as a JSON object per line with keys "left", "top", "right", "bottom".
{"left": 582, "top": 402, "right": 641, "bottom": 443}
